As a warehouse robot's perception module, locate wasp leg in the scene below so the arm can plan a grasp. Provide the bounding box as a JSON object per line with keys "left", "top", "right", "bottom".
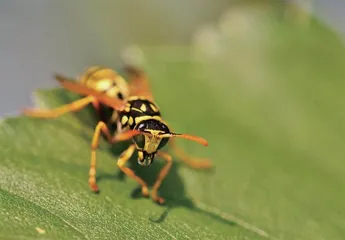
{"left": 23, "top": 95, "right": 96, "bottom": 119}
{"left": 169, "top": 139, "right": 212, "bottom": 169}
{"left": 117, "top": 144, "right": 149, "bottom": 198}
{"left": 152, "top": 152, "right": 173, "bottom": 204}
{"left": 89, "top": 121, "right": 113, "bottom": 192}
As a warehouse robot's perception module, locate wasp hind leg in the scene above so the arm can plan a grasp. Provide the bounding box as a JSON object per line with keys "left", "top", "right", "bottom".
{"left": 23, "top": 95, "right": 96, "bottom": 119}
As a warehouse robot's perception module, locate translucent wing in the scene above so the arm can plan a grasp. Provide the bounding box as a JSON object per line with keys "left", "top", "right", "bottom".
{"left": 55, "top": 74, "right": 126, "bottom": 111}
{"left": 124, "top": 66, "right": 154, "bottom": 101}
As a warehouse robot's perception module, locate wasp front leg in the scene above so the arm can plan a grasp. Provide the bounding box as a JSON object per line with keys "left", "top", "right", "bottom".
{"left": 151, "top": 151, "right": 173, "bottom": 204}
{"left": 117, "top": 144, "right": 149, "bottom": 198}
{"left": 90, "top": 125, "right": 143, "bottom": 192}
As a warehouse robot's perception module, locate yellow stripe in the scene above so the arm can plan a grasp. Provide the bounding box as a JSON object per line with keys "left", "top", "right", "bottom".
{"left": 150, "top": 103, "right": 158, "bottom": 112}
{"left": 140, "top": 104, "right": 147, "bottom": 112}
{"left": 147, "top": 129, "right": 165, "bottom": 134}
{"left": 134, "top": 115, "right": 162, "bottom": 125}
{"left": 121, "top": 115, "right": 128, "bottom": 125}
{"left": 128, "top": 116, "right": 134, "bottom": 125}
{"left": 131, "top": 108, "right": 142, "bottom": 113}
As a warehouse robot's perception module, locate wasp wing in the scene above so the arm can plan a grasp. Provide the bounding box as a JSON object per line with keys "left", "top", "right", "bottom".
{"left": 54, "top": 74, "right": 125, "bottom": 111}
{"left": 124, "top": 66, "right": 154, "bottom": 101}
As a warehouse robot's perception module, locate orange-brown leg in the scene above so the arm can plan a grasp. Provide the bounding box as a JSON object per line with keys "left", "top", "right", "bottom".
{"left": 23, "top": 95, "right": 96, "bottom": 119}
{"left": 152, "top": 151, "right": 173, "bottom": 204}
{"left": 169, "top": 138, "right": 212, "bottom": 169}
{"left": 89, "top": 121, "right": 113, "bottom": 192}
{"left": 117, "top": 144, "right": 149, "bottom": 197}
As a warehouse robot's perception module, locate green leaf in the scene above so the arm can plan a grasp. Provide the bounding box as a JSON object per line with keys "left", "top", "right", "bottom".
{"left": 1, "top": 88, "right": 263, "bottom": 239}
{"left": 2, "top": 5, "right": 345, "bottom": 240}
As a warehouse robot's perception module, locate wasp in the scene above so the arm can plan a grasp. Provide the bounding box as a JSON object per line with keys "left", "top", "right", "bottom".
{"left": 23, "top": 66, "right": 211, "bottom": 204}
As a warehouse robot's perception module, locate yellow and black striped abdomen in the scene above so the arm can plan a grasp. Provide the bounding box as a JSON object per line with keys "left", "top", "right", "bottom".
{"left": 119, "top": 97, "right": 161, "bottom": 129}
{"left": 79, "top": 66, "right": 129, "bottom": 101}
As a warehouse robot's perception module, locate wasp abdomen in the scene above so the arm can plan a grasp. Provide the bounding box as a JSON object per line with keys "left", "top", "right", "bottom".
{"left": 79, "top": 66, "right": 129, "bottom": 101}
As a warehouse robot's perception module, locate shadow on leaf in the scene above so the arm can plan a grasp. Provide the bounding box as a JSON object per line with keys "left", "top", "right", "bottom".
{"left": 99, "top": 143, "right": 237, "bottom": 227}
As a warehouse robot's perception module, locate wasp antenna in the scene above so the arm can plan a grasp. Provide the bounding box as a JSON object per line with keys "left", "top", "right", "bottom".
{"left": 112, "top": 130, "right": 142, "bottom": 142}
{"left": 160, "top": 133, "right": 208, "bottom": 146}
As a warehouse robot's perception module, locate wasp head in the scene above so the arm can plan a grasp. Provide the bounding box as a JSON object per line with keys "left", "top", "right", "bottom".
{"left": 133, "top": 119, "right": 170, "bottom": 166}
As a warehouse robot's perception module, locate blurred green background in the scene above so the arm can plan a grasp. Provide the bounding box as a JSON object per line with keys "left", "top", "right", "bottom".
{"left": 1, "top": 1, "right": 345, "bottom": 240}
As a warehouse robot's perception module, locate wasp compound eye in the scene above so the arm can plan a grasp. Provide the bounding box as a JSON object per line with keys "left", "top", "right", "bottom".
{"left": 133, "top": 134, "right": 145, "bottom": 148}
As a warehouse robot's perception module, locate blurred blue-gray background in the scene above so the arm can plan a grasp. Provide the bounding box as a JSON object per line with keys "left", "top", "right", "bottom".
{"left": 0, "top": 0, "right": 344, "bottom": 115}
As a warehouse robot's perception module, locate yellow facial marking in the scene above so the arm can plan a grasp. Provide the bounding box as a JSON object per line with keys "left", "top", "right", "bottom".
{"left": 121, "top": 115, "right": 128, "bottom": 125}
{"left": 147, "top": 129, "right": 165, "bottom": 134}
{"left": 125, "top": 107, "right": 130, "bottom": 112}
{"left": 140, "top": 104, "right": 147, "bottom": 112}
{"left": 150, "top": 104, "right": 158, "bottom": 112}
{"left": 144, "top": 134, "right": 162, "bottom": 153}
{"left": 128, "top": 116, "right": 134, "bottom": 126}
